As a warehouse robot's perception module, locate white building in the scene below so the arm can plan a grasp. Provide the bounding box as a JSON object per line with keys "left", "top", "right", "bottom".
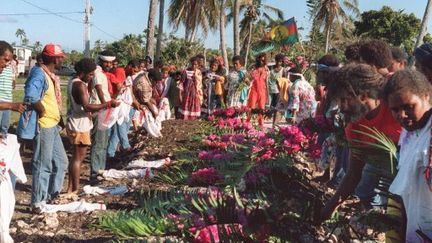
{"left": 13, "top": 46, "right": 32, "bottom": 75}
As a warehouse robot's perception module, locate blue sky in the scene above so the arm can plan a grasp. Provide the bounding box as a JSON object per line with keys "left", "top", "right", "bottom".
{"left": 0, "top": 0, "right": 429, "bottom": 52}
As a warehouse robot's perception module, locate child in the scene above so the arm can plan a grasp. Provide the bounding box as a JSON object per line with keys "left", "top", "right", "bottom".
{"left": 167, "top": 71, "right": 183, "bottom": 119}
{"left": 179, "top": 57, "right": 203, "bottom": 120}
{"left": 247, "top": 53, "right": 269, "bottom": 127}
{"left": 383, "top": 69, "right": 432, "bottom": 242}
{"left": 226, "top": 55, "right": 246, "bottom": 108}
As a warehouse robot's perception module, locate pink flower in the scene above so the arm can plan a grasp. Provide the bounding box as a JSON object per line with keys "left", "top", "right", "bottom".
{"left": 257, "top": 138, "right": 275, "bottom": 147}
{"left": 225, "top": 107, "right": 236, "bottom": 117}
{"left": 189, "top": 224, "right": 244, "bottom": 243}
{"left": 217, "top": 118, "right": 225, "bottom": 128}
{"left": 190, "top": 167, "right": 224, "bottom": 186}
{"left": 309, "top": 143, "right": 321, "bottom": 159}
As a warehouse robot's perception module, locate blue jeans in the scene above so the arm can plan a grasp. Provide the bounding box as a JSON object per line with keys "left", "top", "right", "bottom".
{"left": 355, "top": 163, "right": 388, "bottom": 207}
{"left": 90, "top": 118, "right": 109, "bottom": 180}
{"left": 0, "top": 110, "right": 11, "bottom": 135}
{"left": 31, "top": 126, "right": 68, "bottom": 206}
{"left": 107, "top": 121, "right": 131, "bottom": 158}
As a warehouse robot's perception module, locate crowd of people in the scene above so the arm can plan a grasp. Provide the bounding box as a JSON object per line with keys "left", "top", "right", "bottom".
{"left": 1, "top": 37, "right": 432, "bottom": 242}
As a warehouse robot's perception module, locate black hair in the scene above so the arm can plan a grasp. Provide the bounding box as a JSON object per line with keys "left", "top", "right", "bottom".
{"left": 41, "top": 54, "right": 56, "bottom": 65}
{"left": 144, "top": 55, "right": 153, "bottom": 64}
{"left": 189, "top": 56, "right": 199, "bottom": 64}
{"left": 383, "top": 69, "right": 432, "bottom": 101}
{"left": 317, "top": 54, "right": 339, "bottom": 67}
{"left": 196, "top": 54, "right": 205, "bottom": 59}
{"left": 359, "top": 40, "right": 393, "bottom": 69}
{"left": 74, "top": 58, "right": 96, "bottom": 75}
{"left": 138, "top": 59, "right": 146, "bottom": 64}
{"left": 255, "top": 53, "right": 267, "bottom": 67}
{"left": 148, "top": 68, "right": 162, "bottom": 81}
{"left": 232, "top": 55, "right": 242, "bottom": 63}
{"left": 391, "top": 47, "right": 408, "bottom": 63}
{"left": 316, "top": 66, "right": 340, "bottom": 86}
{"left": 0, "top": 41, "right": 13, "bottom": 56}
{"left": 344, "top": 42, "right": 362, "bottom": 63}
{"left": 99, "top": 50, "right": 116, "bottom": 57}
{"left": 275, "top": 53, "right": 285, "bottom": 62}
{"left": 128, "top": 59, "right": 140, "bottom": 68}
{"left": 328, "top": 63, "right": 385, "bottom": 99}
{"left": 209, "top": 58, "right": 219, "bottom": 66}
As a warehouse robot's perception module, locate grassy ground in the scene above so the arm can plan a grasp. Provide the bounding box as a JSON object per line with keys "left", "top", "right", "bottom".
{"left": 11, "top": 87, "right": 68, "bottom": 125}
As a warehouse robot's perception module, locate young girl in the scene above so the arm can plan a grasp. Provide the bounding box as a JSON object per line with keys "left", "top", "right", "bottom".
{"left": 384, "top": 69, "right": 432, "bottom": 242}
{"left": 247, "top": 53, "right": 269, "bottom": 127}
{"left": 179, "top": 57, "right": 203, "bottom": 120}
{"left": 226, "top": 55, "right": 247, "bottom": 108}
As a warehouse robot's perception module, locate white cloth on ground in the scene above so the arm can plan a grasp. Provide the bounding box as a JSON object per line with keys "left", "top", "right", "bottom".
{"left": 0, "top": 134, "right": 26, "bottom": 243}
{"left": 133, "top": 107, "right": 163, "bottom": 138}
{"left": 100, "top": 168, "right": 154, "bottom": 179}
{"left": 82, "top": 185, "right": 128, "bottom": 196}
{"left": 389, "top": 116, "right": 432, "bottom": 242}
{"left": 125, "top": 157, "right": 171, "bottom": 169}
{"left": 39, "top": 201, "right": 107, "bottom": 213}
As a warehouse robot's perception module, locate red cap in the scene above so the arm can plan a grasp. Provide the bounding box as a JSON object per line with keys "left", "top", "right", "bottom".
{"left": 42, "top": 44, "right": 65, "bottom": 57}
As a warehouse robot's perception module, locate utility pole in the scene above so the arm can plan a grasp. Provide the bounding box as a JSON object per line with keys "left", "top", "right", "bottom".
{"left": 84, "top": 0, "right": 92, "bottom": 57}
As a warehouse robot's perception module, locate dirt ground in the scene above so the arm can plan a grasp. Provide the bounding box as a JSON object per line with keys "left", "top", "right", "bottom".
{"left": 11, "top": 119, "right": 206, "bottom": 242}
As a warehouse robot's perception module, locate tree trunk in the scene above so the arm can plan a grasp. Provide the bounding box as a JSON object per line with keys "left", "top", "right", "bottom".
{"left": 233, "top": 0, "right": 241, "bottom": 56}
{"left": 220, "top": 0, "right": 229, "bottom": 74}
{"left": 189, "top": 27, "right": 197, "bottom": 42}
{"left": 145, "top": 0, "right": 158, "bottom": 61}
{"left": 324, "top": 25, "right": 331, "bottom": 54}
{"left": 155, "top": 0, "right": 165, "bottom": 62}
{"left": 244, "top": 21, "right": 253, "bottom": 68}
{"left": 415, "top": 0, "right": 432, "bottom": 49}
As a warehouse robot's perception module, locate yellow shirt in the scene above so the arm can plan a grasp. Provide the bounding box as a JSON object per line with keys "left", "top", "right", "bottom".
{"left": 39, "top": 73, "right": 60, "bottom": 128}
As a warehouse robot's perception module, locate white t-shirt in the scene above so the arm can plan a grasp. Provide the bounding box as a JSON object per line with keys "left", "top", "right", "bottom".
{"left": 89, "top": 66, "right": 111, "bottom": 105}
{"left": 390, "top": 116, "right": 432, "bottom": 242}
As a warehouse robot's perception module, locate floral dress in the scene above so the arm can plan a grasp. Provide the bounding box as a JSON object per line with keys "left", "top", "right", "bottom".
{"left": 226, "top": 69, "right": 246, "bottom": 108}
{"left": 286, "top": 78, "right": 317, "bottom": 123}
{"left": 179, "top": 69, "right": 203, "bottom": 120}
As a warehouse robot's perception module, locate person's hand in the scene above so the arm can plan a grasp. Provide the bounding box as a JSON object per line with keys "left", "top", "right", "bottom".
{"left": 150, "top": 107, "right": 159, "bottom": 119}
{"left": 11, "top": 102, "right": 27, "bottom": 113}
{"left": 287, "top": 116, "right": 296, "bottom": 124}
{"left": 111, "top": 100, "right": 121, "bottom": 108}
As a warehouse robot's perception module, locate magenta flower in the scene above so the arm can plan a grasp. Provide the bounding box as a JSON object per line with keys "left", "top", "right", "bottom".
{"left": 217, "top": 118, "right": 225, "bottom": 128}
{"left": 207, "top": 115, "right": 215, "bottom": 121}
{"left": 190, "top": 167, "right": 224, "bottom": 186}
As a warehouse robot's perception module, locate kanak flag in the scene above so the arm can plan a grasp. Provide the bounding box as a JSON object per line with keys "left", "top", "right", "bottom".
{"left": 270, "top": 17, "right": 299, "bottom": 44}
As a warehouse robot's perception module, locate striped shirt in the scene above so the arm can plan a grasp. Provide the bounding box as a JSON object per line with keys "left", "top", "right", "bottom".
{"left": 0, "top": 65, "right": 14, "bottom": 102}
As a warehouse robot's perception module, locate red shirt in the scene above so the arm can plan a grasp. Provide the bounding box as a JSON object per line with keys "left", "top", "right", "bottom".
{"left": 345, "top": 103, "right": 401, "bottom": 144}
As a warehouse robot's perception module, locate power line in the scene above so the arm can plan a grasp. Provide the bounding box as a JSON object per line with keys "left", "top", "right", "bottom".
{"left": 92, "top": 24, "right": 120, "bottom": 40}
{"left": 17, "top": 0, "right": 120, "bottom": 42}
{"left": 0, "top": 11, "right": 83, "bottom": 16}
{"left": 19, "top": 0, "right": 83, "bottom": 24}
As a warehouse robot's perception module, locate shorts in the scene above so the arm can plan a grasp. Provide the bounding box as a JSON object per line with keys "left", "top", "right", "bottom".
{"left": 67, "top": 129, "right": 91, "bottom": 146}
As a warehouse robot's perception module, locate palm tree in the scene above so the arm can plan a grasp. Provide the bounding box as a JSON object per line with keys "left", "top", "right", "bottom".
{"left": 415, "top": 0, "right": 432, "bottom": 49}
{"left": 220, "top": 0, "right": 229, "bottom": 73}
{"left": 168, "top": 0, "right": 219, "bottom": 42}
{"left": 155, "top": 0, "right": 165, "bottom": 62}
{"left": 33, "top": 41, "right": 42, "bottom": 53}
{"left": 309, "top": 0, "right": 359, "bottom": 53}
{"left": 15, "top": 28, "right": 26, "bottom": 46}
{"left": 233, "top": 0, "right": 241, "bottom": 55}
{"left": 229, "top": 0, "right": 283, "bottom": 66}
{"left": 146, "top": 0, "right": 158, "bottom": 61}
{"left": 243, "top": 4, "right": 259, "bottom": 67}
